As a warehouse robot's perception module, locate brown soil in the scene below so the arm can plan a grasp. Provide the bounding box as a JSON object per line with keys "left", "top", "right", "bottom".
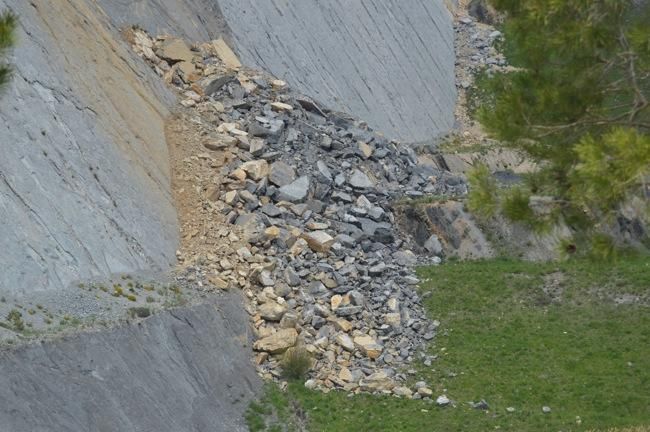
{"left": 165, "top": 111, "right": 247, "bottom": 272}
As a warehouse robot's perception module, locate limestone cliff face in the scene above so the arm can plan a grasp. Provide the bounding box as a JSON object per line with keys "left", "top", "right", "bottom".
{"left": 218, "top": 0, "right": 456, "bottom": 143}
{"left": 0, "top": 0, "right": 228, "bottom": 294}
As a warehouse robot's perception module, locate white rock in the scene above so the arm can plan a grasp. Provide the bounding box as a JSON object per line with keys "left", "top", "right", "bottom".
{"left": 258, "top": 301, "right": 286, "bottom": 321}
{"left": 271, "top": 79, "right": 287, "bottom": 89}
{"left": 212, "top": 38, "right": 241, "bottom": 69}
{"left": 271, "top": 102, "right": 294, "bottom": 112}
{"left": 240, "top": 160, "right": 269, "bottom": 181}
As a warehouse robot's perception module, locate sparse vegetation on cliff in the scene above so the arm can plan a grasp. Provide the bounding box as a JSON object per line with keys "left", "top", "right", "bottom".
{"left": 0, "top": 11, "right": 16, "bottom": 91}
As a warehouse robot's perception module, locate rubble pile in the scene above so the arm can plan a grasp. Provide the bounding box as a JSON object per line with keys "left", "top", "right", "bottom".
{"left": 130, "top": 30, "right": 466, "bottom": 397}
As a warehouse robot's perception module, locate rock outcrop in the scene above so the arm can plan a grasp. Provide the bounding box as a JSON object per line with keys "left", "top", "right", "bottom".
{"left": 218, "top": 0, "right": 456, "bottom": 142}
{"left": 0, "top": 295, "right": 261, "bottom": 432}
{"left": 0, "top": 0, "right": 193, "bottom": 294}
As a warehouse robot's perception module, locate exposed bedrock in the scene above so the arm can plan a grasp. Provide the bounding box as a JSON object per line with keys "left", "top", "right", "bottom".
{"left": 94, "top": 0, "right": 232, "bottom": 42}
{"left": 0, "top": 0, "right": 233, "bottom": 295}
{"left": 218, "top": 0, "right": 456, "bottom": 143}
{"left": 0, "top": 295, "right": 261, "bottom": 432}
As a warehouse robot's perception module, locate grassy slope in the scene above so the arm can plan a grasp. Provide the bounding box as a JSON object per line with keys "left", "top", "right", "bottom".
{"left": 248, "top": 257, "right": 650, "bottom": 432}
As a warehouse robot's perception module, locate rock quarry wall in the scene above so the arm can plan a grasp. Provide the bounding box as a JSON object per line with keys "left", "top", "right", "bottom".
{"left": 218, "top": 0, "right": 456, "bottom": 143}
{"left": 0, "top": 295, "right": 261, "bottom": 432}
{"left": 0, "top": 0, "right": 232, "bottom": 295}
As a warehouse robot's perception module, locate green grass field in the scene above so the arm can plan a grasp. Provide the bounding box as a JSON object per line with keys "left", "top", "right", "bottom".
{"left": 247, "top": 257, "right": 650, "bottom": 431}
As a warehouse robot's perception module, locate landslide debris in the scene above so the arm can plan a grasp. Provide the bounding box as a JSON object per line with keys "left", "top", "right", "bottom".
{"left": 130, "top": 30, "right": 467, "bottom": 397}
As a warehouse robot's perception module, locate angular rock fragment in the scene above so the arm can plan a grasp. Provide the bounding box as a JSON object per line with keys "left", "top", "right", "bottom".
{"left": 277, "top": 176, "right": 310, "bottom": 202}
{"left": 259, "top": 301, "right": 287, "bottom": 321}
{"left": 253, "top": 329, "right": 298, "bottom": 354}
{"left": 302, "top": 231, "right": 335, "bottom": 253}
{"left": 349, "top": 169, "right": 374, "bottom": 189}
{"left": 212, "top": 38, "right": 241, "bottom": 69}
{"left": 269, "top": 161, "right": 296, "bottom": 187}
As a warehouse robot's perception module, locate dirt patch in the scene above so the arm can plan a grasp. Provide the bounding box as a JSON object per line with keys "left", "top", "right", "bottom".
{"left": 541, "top": 271, "right": 566, "bottom": 304}
{"left": 165, "top": 111, "right": 256, "bottom": 293}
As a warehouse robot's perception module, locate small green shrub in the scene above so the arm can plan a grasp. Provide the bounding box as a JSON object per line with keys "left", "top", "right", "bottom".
{"left": 128, "top": 307, "right": 151, "bottom": 318}
{"left": 281, "top": 346, "right": 312, "bottom": 380}
{"left": 6, "top": 309, "right": 24, "bottom": 331}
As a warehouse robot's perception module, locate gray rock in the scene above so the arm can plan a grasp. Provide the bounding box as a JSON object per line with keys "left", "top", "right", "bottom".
{"left": 261, "top": 204, "right": 283, "bottom": 217}
{"left": 283, "top": 268, "right": 301, "bottom": 287}
{"left": 348, "top": 291, "right": 365, "bottom": 306}
{"left": 349, "top": 169, "right": 374, "bottom": 189}
{"left": 269, "top": 161, "right": 297, "bottom": 187}
{"left": 424, "top": 234, "right": 442, "bottom": 255}
{"left": 316, "top": 160, "right": 333, "bottom": 184}
{"left": 335, "top": 306, "right": 363, "bottom": 317}
{"left": 368, "top": 262, "right": 387, "bottom": 276}
{"left": 332, "top": 191, "right": 354, "bottom": 203}
{"left": 368, "top": 206, "right": 385, "bottom": 221}
{"left": 470, "top": 400, "right": 489, "bottom": 410}
{"left": 336, "top": 234, "right": 356, "bottom": 248}
{"left": 205, "top": 74, "right": 237, "bottom": 96}
{"left": 277, "top": 176, "right": 310, "bottom": 202}
{"left": 393, "top": 250, "right": 417, "bottom": 266}
{"left": 320, "top": 135, "right": 333, "bottom": 150}
{"left": 258, "top": 271, "right": 275, "bottom": 287}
